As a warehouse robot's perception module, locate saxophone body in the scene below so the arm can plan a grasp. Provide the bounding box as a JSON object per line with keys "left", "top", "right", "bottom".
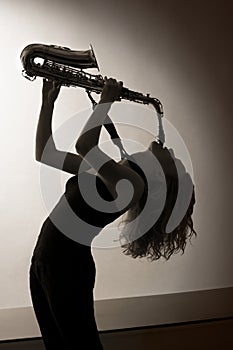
{"left": 20, "top": 43, "right": 163, "bottom": 116}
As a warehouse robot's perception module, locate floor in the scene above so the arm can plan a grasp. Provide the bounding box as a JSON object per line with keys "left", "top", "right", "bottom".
{"left": 0, "top": 317, "right": 232, "bottom": 350}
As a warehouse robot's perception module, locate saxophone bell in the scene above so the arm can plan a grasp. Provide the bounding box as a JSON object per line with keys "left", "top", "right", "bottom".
{"left": 20, "top": 43, "right": 99, "bottom": 79}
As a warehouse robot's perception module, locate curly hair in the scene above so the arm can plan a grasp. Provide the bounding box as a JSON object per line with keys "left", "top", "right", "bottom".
{"left": 118, "top": 147, "right": 197, "bottom": 261}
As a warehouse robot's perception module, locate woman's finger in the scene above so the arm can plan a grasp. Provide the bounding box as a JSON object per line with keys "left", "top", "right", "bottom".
{"left": 53, "top": 80, "right": 61, "bottom": 90}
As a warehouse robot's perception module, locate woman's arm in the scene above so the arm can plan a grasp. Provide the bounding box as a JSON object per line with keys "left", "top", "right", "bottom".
{"left": 35, "top": 79, "right": 92, "bottom": 174}
{"left": 75, "top": 78, "right": 122, "bottom": 155}
{"left": 75, "top": 78, "right": 145, "bottom": 206}
{"left": 35, "top": 79, "right": 59, "bottom": 161}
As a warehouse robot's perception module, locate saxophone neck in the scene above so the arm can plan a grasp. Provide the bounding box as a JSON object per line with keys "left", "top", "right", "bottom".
{"left": 121, "top": 87, "right": 163, "bottom": 116}
{"left": 150, "top": 98, "right": 164, "bottom": 117}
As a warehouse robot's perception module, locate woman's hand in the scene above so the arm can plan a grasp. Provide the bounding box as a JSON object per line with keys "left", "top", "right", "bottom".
{"left": 42, "top": 78, "right": 61, "bottom": 104}
{"left": 99, "top": 77, "right": 123, "bottom": 104}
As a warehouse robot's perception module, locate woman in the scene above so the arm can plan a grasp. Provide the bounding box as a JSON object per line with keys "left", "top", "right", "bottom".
{"left": 29, "top": 77, "right": 196, "bottom": 349}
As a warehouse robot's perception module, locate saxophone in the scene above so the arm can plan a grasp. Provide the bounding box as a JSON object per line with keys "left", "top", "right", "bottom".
{"left": 20, "top": 43, "right": 163, "bottom": 116}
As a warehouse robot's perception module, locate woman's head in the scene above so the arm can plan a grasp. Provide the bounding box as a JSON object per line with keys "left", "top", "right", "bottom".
{"left": 119, "top": 142, "right": 197, "bottom": 261}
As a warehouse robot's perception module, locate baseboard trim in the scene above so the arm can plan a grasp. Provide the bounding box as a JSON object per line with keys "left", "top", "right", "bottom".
{"left": 0, "top": 286, "right": 232, "bottom": 341}
{"left": 1, "top": 317, "right": 233, "bottom": 350}
{"left": 1, "top": 315, "right": 233, "bottom": 342}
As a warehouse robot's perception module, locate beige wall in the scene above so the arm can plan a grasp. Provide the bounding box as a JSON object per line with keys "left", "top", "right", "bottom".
{"left": 0, "top": 0, "right": 232, "bottom": 308}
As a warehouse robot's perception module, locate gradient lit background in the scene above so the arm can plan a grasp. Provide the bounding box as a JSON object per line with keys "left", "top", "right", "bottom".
{"left": 0, "top": 0, "right": 232, "bottom": 310}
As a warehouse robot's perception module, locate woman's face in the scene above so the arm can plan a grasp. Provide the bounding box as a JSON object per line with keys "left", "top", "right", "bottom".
{"left": 119, "top": 140, "right": 180, "bottom": 182}
{"left": 121, "top": 149, "right": 163, "bottom": 181}
{"left": 126, "top": 142, "right": 179, "bottom": 180}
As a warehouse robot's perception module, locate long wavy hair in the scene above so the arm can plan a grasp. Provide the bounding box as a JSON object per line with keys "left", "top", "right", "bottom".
{"left": 118, "top": 144, "right": 197, "bottom": 261}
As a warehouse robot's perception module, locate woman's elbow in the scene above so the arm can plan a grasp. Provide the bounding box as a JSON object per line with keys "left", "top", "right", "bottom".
{"left": 75, "top": 142, "right": 80, "bottom": 154}
{"left": 35, "top": 149, "right": 53, "bottom": 164}
{"left": 35, "top": 149, "right": 42, "bottom": 162}
{"left": 75, "top": 141, "right": 91, "bottom": 157}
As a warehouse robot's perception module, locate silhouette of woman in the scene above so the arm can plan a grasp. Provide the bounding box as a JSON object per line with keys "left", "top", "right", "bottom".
{"left": 29, "top": 77, "right": 196, "bottom": 349}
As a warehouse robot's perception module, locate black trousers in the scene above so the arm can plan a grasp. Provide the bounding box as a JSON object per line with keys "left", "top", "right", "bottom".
{"left": 29, "top": 253, "right": 103, "bottom": 350}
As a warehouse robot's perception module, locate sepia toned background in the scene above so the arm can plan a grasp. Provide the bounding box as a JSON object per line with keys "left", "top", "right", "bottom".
{"left": 0, "top": 0, "right": 232, "bottom": 316}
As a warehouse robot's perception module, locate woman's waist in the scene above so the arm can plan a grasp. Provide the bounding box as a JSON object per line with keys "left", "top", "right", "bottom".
{"left": 32, "top": 217, "right": 93, "bottom": 260}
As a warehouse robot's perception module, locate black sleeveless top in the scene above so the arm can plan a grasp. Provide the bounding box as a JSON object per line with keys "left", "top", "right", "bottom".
{"left": 32, "top": 172, "right": 122, "bottom": 261}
